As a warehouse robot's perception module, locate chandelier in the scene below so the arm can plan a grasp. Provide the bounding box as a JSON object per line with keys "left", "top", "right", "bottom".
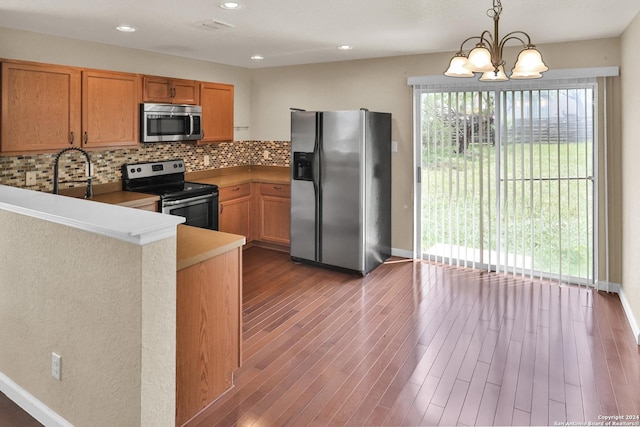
{"left": 444, "top": 0, "right": 548, "bottom": 81}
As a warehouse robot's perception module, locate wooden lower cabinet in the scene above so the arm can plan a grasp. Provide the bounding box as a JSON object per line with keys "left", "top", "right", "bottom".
{"left": 257, "top": 183, "right": 290, "bottom": 245}
{"left": 176, "top": 247, "right": 242, "bottom": 426}
{"left": 219, "top": 184, "right": 252, "bottom": 241}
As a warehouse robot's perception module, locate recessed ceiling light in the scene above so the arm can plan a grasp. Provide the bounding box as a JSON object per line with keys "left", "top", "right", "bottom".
{"left": 337, "top": 45, "right": 353, "bottom": 50}
{"left": 251, "top": 55, "right": 264, "bottom": 61}
{"left": 116, "top": 25, "right": 136, "bottom": 32}
{"left": 219, "top": 2, "right": 242, "bottom": 9}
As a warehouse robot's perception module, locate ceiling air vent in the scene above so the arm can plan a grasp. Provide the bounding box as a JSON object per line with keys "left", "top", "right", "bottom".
{"left": 198, "top": 19, "right": 235, "bottom": 31}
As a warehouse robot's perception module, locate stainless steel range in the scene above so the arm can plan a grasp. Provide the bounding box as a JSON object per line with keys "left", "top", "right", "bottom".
{"left": 122, "top": 159, "right": 219, "bottom": 230}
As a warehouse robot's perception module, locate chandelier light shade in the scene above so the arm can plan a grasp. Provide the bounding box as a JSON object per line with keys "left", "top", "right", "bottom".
{"left": 479, "top": 65, "right": 508, "bottom": 81}
{"left": 444, "top": 0, "right": 548, "bottom": 81}
{"left": 444, "top": 53, "right": 476, "bottom": 77}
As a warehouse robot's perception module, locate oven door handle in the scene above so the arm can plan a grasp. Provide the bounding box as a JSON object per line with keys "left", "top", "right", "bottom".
{"left": 163, "top": 194, "right": 213, "bottom": 206}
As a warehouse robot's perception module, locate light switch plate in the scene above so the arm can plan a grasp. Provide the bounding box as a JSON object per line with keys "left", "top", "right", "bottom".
{"left": 391, "top": 141, "right": 398, "bottom": 153}
{"left": 51, "top": 352, "right": 61, "bottom": 380}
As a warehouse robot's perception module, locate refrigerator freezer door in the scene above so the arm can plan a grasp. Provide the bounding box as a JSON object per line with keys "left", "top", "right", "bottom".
{"left": 290, "top": 111, "right": 319, "bottom": 262}
{"left": 320, "top": 111, "right": 364, "bottom": 271}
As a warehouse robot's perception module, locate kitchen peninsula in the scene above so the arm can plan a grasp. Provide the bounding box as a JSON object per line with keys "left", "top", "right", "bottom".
{"left": 0, "top": 185, "right": 245, "bottom": 427}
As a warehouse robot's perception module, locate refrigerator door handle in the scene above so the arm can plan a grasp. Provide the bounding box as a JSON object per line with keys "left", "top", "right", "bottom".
{"left": 314, "top": 112, "right": 322, "bottom": 262}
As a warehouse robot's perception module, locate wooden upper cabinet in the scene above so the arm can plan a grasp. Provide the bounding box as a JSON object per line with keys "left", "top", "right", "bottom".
{"left": 82, "top": 70, "right": 140, "bottom": 148}
{"left": 199, "top": 82, "right": 234, "bottom": 143}
{"left": 1, "top": 61, "right": 81, "bottom": 154}
{"left": 143, "top": 75, "right": 199, "bottom": 105}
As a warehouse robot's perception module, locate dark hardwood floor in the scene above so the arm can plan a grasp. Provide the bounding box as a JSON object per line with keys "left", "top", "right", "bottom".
{"left": 2, "top": 247, "right": 639, "bottom": 426}
{"left": 0, "top": 392, "right": 42, "bottom": 426}
{"left": 191, "top": 247, "right": 640, "bottom": 426}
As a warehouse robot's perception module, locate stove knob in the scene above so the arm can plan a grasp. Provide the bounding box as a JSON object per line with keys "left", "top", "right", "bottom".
{"left": 174, "top": 163, "right": 178, "bottom": 168}
{"left": 137, "top": 167, "right": 142, "bottom": 172}
{"left": 130, "top": 168, "right": 135, "bottom": 173}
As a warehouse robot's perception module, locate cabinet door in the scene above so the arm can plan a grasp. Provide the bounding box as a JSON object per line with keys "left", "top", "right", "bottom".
{"left": 82, "top": 70, "right": 140, "bottom": 148}
{"left": 199, "top": 82, "right": 234, "bottom": 143}
{"left": 219, "top": 198, "right": 252, "bottom": 240}
{"left": 143, "top": 76, "right": 199, "bottom": 104}
{"left": 171, "top": 78, "right": 199, "bottom": 105}
{"left": 258, "top": 184, "right": 291, "bottom": 244}
{"left": 142, "top": 75, "right": 172, "bottom": 103}
{"left": 176, "top": 247, "right": 241, "bottom": 425}
{"left": 1, "top": 61, "right": 80, "bottom": 154}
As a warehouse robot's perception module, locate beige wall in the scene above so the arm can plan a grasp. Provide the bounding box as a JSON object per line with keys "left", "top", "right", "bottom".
{"left": 621, "top": 11, "right": 640, "bottom": 338}
{"left": 0, "top": 210, "right": 176, "bottom": 426}
{"left": 250, "top": 38, "right": 622, "bottom": 251}
{"left": 0, "top": 26, "right": 252, "bottom": 141}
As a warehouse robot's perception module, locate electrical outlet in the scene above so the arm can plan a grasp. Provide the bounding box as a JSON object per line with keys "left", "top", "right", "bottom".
{"left": 204, "top": 155, "right": 210, "bottom": 167}
{"left": 263, "top": 150, "right": 270, "bottom": 159}
{"left": 51, "top": 352, "right": 61, "bottom": 380}
{"left": 391, "top": 141, "right": 398, "bottom": 153}
{"left": 26, "top": 171, "right": 37, "bottom": 186}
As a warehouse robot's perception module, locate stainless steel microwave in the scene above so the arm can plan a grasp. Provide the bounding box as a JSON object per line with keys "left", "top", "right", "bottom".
{"left": 140, "top": 103, "right": 203, "bottom": 142}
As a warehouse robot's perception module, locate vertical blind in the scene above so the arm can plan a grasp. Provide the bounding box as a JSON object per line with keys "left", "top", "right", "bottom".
{"left": 416, "top": 78, "right": 597, "bottom": 284}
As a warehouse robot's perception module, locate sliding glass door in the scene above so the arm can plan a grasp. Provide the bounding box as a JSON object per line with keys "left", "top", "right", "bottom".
{"left": 417, "top": 81, "right": 596, "bottom": 284}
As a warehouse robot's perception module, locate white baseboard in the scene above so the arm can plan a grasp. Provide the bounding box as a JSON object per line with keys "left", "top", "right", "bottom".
{"left": 594, "top": 280, "right": 621, "bottom": 293}
{"left": 0, "top": 372, "right": 73, "bottom": 427}
{"left": 391, "top": 247, "right": 414, "bottom": 259}
{"left": 593, "top": 281, "right": 639, "bottom": 345}
{"left": 619, "top": 288, "right": 640, "bottom": 346}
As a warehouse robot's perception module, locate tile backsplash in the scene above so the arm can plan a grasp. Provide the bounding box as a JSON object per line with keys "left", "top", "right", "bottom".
{"left": 0, "top": 141, "right": 291, "bottom": 192}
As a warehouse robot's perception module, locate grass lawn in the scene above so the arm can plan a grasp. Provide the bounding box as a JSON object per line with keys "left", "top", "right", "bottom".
{"left": 422, "top": 141, "right": 593, "bottom": 281}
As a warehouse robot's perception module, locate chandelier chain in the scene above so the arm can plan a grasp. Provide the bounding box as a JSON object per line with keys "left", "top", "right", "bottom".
{"left": 488, "top": 0, "right": 502, "bottom": 18}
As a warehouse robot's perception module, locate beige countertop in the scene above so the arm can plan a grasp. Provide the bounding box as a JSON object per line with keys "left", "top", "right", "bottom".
{"left": 89, "top": 191, "right": 159, "bottom": 208}
{"left": 176, "top": 224, "right": 245, "bottom": 271}
{"left": 186, "top": 165, "right": 290, "bottom": 187}
{"left": 59, "top": 182, "right": 160, "bottom": 208}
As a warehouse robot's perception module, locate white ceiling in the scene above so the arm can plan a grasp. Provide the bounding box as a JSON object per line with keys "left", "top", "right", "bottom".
{"left": 0, "top": 0, "right": 638, "bottom": 69}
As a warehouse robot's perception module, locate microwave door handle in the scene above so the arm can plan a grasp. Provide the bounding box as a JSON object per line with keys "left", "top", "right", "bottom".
{"left": 188, "top": 114, "right": 194, "bottom": 137}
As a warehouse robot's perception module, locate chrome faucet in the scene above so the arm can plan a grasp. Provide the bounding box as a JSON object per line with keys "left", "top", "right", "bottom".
{"left": 53, "top": 147, "right": 94, "bottom": 199}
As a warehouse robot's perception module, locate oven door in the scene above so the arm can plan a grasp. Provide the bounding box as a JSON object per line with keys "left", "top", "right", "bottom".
{"left": 162, "top": 193, "right": 219, "bottom": 230}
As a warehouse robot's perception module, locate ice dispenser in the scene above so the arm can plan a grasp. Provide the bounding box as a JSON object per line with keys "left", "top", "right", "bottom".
{"left": 293, "top": 152, "right": 314, "bottom": 181}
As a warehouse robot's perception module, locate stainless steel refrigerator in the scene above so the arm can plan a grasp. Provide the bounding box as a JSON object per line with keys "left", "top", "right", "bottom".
{"left": 290, "top": 110, "right": 391, "bottom": 275}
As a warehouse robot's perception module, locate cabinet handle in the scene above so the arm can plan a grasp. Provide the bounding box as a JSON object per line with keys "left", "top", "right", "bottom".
{"left": 273, "top": 185, "right": 282, "bottom": 190}
{"left": 232, "top": 187, "right": 240, "bottom": 192}
{"left": 171, "top": 87, "right": 176, "bottom": 98}
{"left": 220, "top": 205, "right": 224, "bottom": 214}
{"left": 83, "top": 131, "right": 88, "bottom": 144}
{"left": 69, "top": 131, "right": 74, "bottom": 145}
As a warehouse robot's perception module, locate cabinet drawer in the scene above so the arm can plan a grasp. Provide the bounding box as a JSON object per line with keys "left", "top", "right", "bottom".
{"left": 219, "top": 183, "right": 252, "bottom": 201}
{"left": 259, "top": 183, "right": 290, "bottom": 198}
